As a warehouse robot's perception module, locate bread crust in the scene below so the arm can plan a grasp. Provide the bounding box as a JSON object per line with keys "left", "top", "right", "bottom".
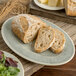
{"left": 50, "top": 43, "right": 65, "bottom": 53}
{"left": 34, "top": 26, "right": 55, "bottom": 53}
{"left": 12, "top": 21, "right": 25, "bottom": 42}
{"left": 64, "top": 0, "right": 76, "bottom": 16}
{"left": 50, "top": 29, "right": 66, "bottom": 53}
{"left": 12, "top": 14, "right": 46, "bottom": 43}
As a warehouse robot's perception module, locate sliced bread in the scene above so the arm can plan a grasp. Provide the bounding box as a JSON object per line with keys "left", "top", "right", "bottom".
{"left": 50, "top": 29, "right": 66, "bottom": 53}
{"left": 12, "top": 14, "right": 46, "bottom": 43}
{"left": 34, "top": 26, "right": 55, "bottom": 53}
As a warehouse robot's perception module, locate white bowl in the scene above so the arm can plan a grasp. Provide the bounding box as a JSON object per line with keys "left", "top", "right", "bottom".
{"left": 3, "top": 51, "right": 24, "bottom": 76}
{"left": 34, "top": 0, "right": 64, "bottom": 10}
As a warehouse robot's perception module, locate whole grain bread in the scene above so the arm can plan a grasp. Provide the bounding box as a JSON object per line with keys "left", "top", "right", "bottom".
{"left": 50, "top": 29, "right": 66, "bottom": 53}
{"left": 12, "top": 14, "right": 46, "bottom": 43}
{"left": 34, "top": 26, "right": 55, "bottom": 53}
{"left": 64, "top": 0, "right": 76, "bottom": 16}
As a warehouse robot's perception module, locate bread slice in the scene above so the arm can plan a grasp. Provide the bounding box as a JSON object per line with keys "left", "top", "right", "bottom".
{"left": 50, "top": 29, "right": 66, "bottom": 53}
{"left": 12, "top": 14, "right": 46, "bottom": 43}
{"left": 64, "top": 0, "right": 76, "bottom": 16}
{"left": 34, "top": 26, "right": 55, "bottom": 53}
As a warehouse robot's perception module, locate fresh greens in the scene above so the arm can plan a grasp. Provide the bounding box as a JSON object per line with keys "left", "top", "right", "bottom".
{"left": 0, "top": 64, "right": 6, "bottom": 71}
{"left": 0, "top": 51, "right": 20, "bottom": 76}
{"left": 8, "top": 67, "right": 20, "bottom": 75}
{"left": 0, "top": 65, "right": 20, "bottom": 76}
{"left": 0, "top": 51, "right": 6, "bottom": 64}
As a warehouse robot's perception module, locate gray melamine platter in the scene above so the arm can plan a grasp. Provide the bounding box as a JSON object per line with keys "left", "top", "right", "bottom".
{"left": 1, "top": 16, "right": 75, "bottom": 66}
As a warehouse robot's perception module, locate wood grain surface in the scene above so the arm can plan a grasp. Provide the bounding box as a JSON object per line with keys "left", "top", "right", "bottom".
{"left": 32, "top": 67, "right": 76, "bottom": 76}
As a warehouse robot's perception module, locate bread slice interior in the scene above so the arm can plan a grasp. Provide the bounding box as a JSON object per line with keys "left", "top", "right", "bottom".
{"left": 35, "top": 26, "right": 55, "bottom": 53}
{"left": 50, "top": 29, "right": 66, "bottom": 53}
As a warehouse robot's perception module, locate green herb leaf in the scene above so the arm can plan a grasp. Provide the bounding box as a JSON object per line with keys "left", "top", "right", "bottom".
{"left": 0, "top": 64, "right": 6, "bottom": 72}
{"left": 8, "top": 66, "right": 20, "bottom": 75}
